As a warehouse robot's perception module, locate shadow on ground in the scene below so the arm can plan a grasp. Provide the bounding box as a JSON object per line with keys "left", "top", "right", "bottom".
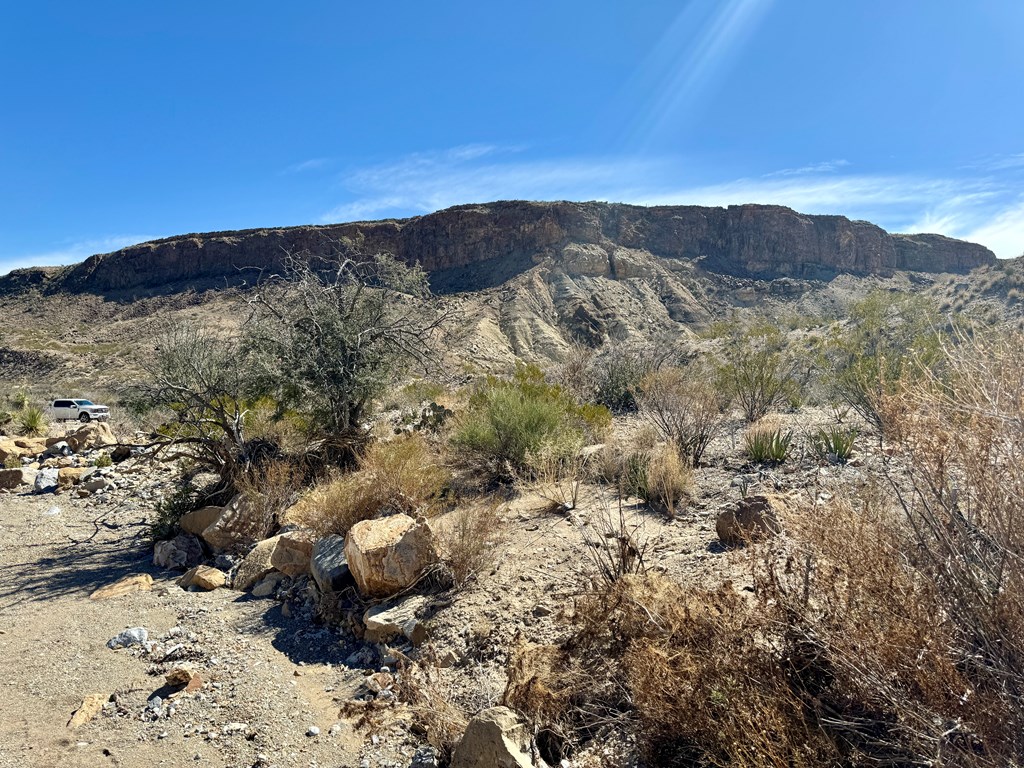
{"left": 231, "top": 599, "right": 357, "bottom": 667}
{"left": 0, "top": 501, "right": 156, "bottom": 615}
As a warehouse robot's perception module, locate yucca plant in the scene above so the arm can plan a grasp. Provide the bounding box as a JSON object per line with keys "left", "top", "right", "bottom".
{"left": 810, "top": 425, "right": 857, "bottom": 463}
{"left": 17, "top": 405, "right": 48, "bottom": 437}
{"left": 744, "top": 427, "right": 792, "bottom": 464}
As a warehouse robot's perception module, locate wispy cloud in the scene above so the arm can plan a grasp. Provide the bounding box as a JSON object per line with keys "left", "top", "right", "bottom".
{"left": 0, "top": 234, "right": 158, "bottom": 276}
{"left": 282, "top": 157, "right": 332, "bottom": 174}
{"left": 765, "top": 159, "right": 851, "bottom": 177}
{"left": 320, "top": 146, "right": 1024, "bottom": 258}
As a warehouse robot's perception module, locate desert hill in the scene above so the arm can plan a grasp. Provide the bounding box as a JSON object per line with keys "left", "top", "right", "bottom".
{"left": 0, "top": 200, "right": 1016, "bottom": 391}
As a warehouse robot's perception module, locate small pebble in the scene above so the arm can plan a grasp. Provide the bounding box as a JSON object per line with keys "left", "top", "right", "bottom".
{"left": 307, "top": 726, "right": 320, "bottom": 737}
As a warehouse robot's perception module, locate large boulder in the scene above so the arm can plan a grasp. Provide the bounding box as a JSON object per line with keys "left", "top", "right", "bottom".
{"left": 65, "top": 422, "right": 117, "bottom": 452}
{"left": 178, "top": 565, "right": 227, "bottom": 590}
{"left": 716, "top": 495, "right": 783, "bottom": 546}
{"left": 200, "top": 494, "right": 260, "bottom": 552}
{"left": 179, "top": 506, "right": 222, "bottom": 536}
{"left": 57, "top": 466, "right": 95, "bottom": 487}
{"left": 154, "top": 533, "right": 204, "bottom": 570}
{"left": 15, "top": 437, "right": 47, "bottom": 455}
{"left": 343, "top": 515, "right": 439, "bottom": 598}
{"left": 310, "top": 535, "right": 353, "bottom": 593}
{"left": 451, "top": 707, "right": 532, "bottom": 768}
{"left": 33, "top": 467, "right": 59, "bottom": 493}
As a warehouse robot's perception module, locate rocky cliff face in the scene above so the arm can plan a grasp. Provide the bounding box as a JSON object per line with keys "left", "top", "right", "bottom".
{"left": 9, "top": 201, "right": 996, "bottom": 297}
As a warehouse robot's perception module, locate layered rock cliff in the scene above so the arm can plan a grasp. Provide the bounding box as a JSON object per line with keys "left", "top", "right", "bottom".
{"left": 4, "top": 201, "right": 996, "bottom": 297}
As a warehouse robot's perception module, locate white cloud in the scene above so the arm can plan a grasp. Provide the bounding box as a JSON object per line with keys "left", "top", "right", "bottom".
{"left": 0, "top": 234, "right": 158, "bottom": 276}
{"left": 961, "top": 199, "right": 1024, "bottom": 259}
{"left": 764, "top": 159, "right": 851, "bottom": 177}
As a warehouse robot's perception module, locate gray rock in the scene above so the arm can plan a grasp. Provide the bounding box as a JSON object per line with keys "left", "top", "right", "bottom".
{"left": 310, "top": 535, "right": 353, "bottom": 593}
{"left": 410, "top": 745, "right": 440, "bottom": 768}
{"left": 363, "top": 595, "right": 429, "bottom": 645}
{"left": 33, "top": 467, "right": 59, "bottom": 494}
{"left": 107, "top": 627, "right": 149, "bottom": 649}
{"left": 154, "top": 533, "right": 204, "bottom": 570}
{"left": 43, "top": 441, "right": 73, "bottom": 458}
{"left": 82, "top": 476, "right": 113, "bottom": 493}
{"left": 306, "top": 726, "right": 320, "bottom": 737}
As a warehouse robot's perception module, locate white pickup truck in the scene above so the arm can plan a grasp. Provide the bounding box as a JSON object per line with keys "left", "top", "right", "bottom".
{"left": 49, "top": 399, "right": 110, "bottom": 423}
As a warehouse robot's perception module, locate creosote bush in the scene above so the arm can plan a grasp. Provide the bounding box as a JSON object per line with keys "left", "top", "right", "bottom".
{"left": 717, "top": 324, "right": 805, "bottom": 422}
{"left": 453, "top": 364, "right": 610, "bottom": 477}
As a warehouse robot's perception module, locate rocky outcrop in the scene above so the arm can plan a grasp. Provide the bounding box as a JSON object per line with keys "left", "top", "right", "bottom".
{"left": 6, "top": 202, "right": 995, "bottom": 298}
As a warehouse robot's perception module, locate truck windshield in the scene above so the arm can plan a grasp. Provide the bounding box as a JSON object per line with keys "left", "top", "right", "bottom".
{"left": 74, "top": 400, "right": 94, "bottom": 406}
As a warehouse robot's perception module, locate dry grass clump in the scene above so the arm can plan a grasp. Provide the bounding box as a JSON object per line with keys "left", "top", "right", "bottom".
{"left": 230, "top": 459, "right": 304, "bottom": 543}
{"left": 507, "top": 573, "right": 835, "bottom": 767}
{"left": 287, "top": 433, "right": 450, "bottom": 537}
{"left": 435, "top": 501, "right": 506, "bottom": 587}
{"left": 594, "top": 440, "right": 693, "bottom": 519}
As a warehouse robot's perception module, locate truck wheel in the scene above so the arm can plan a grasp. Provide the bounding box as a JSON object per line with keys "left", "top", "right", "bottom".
{"left": 79, "top": 413, "right": 91, "bottom": 423}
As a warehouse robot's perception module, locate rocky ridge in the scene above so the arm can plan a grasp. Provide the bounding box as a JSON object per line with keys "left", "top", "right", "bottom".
{"left": 1, "top": 201, "right": 996, "bottom": 298}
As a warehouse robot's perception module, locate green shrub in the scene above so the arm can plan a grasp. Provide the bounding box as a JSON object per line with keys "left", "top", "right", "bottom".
{"left": 9, "top": 390, "right": 29, "bottom": 410}
{"left": 151, "top": 482, "right": 200, "bottom": 541}
{"left": 810, "top": 425, "right": 858, "bottom": 463}
{"left": 589, "top": 341, "right": 673, "bottom": 412}
{"left": 824, "top": 292, "right": 944, "bottom": 433}
{"left": 452, "top": 364, "right": 610, "bottom": 476}
{"left": 3, "top": 455, "right": 21, "bottom": 469}
{"left": 716, "top": 325, "right": 805, "bottom": 422}
{"left": 16, "top": 406, "right": 47, "bottom": 437}
{"left": 93, "top": 452, "right": 113, "bottom": 468}
{"left": 744, "top": 426, "right": 792, "bottom": 464}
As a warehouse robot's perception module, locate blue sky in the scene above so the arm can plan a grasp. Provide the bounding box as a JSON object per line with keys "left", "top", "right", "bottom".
{"left": 3, "top": 1, "right": 1023, "bottom": 274}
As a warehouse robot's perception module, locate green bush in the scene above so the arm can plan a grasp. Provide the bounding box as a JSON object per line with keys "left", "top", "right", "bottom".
{"left": 824, "top": 292, "right": 944, "bottom": 433}
{"left": 151, "top": 482, "right": 200, "bottom": 541}
{"left": 810, "top": 425, "right": 858, "bottom": 463}
{"left": 3, "top": 455, "right": 21, "bottom": 469}
{"left": 452, "top": 364, "right": 610, "bottom": 476}
{"left": 744, "top": 426, "right": 792, "bottom": 464}
{"left": 9, "top": 390, "right": 29, "bottom": 410}
{"left": 716, "top": 325, "right": 806, "bottom": 422}
{"left": 16, "top": 406, "right": 47, "bottom": 437}
{"left": 93, "top": 452, "right": 113, "bottom": 468}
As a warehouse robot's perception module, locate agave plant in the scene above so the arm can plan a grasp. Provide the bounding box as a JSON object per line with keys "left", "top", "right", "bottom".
{"left": 744, "top": 427, "right": 793, "bottom": 464}
{"left": 810, "top": 425, "right": 858, "bottom": 463}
